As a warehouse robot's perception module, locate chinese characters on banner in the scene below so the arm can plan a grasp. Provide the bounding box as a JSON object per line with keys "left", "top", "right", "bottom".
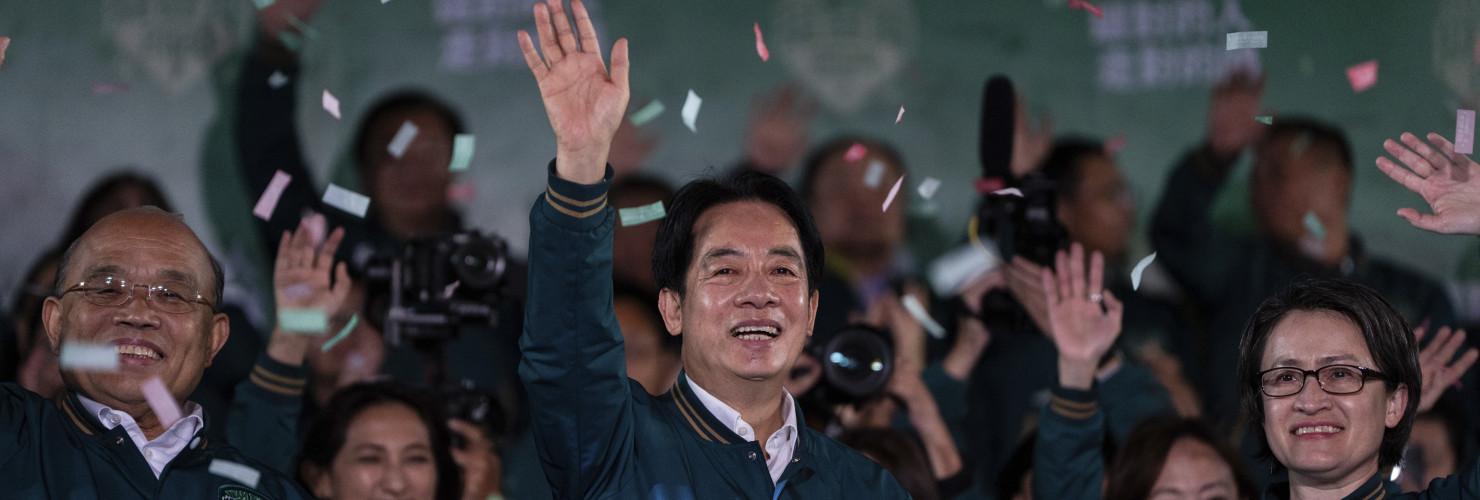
{"left": 1091, "top": 0, "right": 1260, "bottom": 93}
{"left": 434, "top": 0, "right": 606, "bottom": 72}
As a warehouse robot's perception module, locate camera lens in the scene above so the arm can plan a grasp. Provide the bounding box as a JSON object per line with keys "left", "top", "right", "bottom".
{"left": 818, "top": 324, "right": 894, "bottom": 401}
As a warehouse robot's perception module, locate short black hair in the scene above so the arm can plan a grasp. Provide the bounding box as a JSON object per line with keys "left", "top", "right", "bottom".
{"left": 299, "top": 382, "right": 462, "bottom": 500}
{"left": 1037, "top": 138, "right": 1109, "bottom": 201}
{"left": 652, "top": 171, "right": 823, "bottom": 298}
{"left": 352, "top": 90, "right": 467, "bottom": 175}
{"left": 1259, "top": 117, "right": 1353, "bottom": 173}
{"left": 1236, "top": 278, "right": 1421, "bottom": 473}
{"left": 1105, "top": 416, "right": 1258, "bottom": 500}
{"left": 797, "top": 135, "right": 908, "bottom": 203}
{"left": 61, "top": 171, "right": 173, "bottom": 246}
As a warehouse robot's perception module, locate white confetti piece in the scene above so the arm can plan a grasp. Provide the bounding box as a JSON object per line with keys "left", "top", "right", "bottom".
{"left": 895, "top": 106, "right": 905, "bottom": 124}
{"left": 267, "top": 71, "right": 288, "bottom": 88}
{"left": 60, "top": 343, "right": 118, "bottom": 372}
{"left": 992, "top": 187, "right": 1023, "bottom": 197}
{"left": 681, "top": 90, "right": 702, "bottom": 133}
{"left": 882, "top": 175, "right": 905, "bottom": 212}
{"left": 141, "top": 377, "right": 181, "bottom": 427}
{"left": 901, "top": 294, "right": 946, "bottom": 339}
{"left": 1225, "top": 31, "right": 1268, "bottom": 50}
{"left": 278, "top": 308, "right": 328, "bottom": 334}
{"left": 863, "top": 160, "right": 885, "bottom": 188}
{"left": 1456, "top": 109, "right": 1475, "bottom": 155}
{"left": 386, "top": 120, "right": 419, "bottom": 159}
{"left": 917, "top": 177, "right": 942, "bottom": 199}
{"left": 1303, "top": 211, "right": 1326, "bottom": 241}
{"left": 322, "top": 89, "right": 340, "bottom": 119}
{"left": 619, "top": 201, "right": 667, "bottom": 226}
{"left": 252, "top": 170, "right": 292, "bottom": 221}
{"left": 1130, "top": 252, "right": 1157, "bottom": 291}
{"left": 629, "top": 100, "right": 665, "bottom": 126}
{"left": 322, "top": 184, "right": 370, "bottom": 218}
{"left": 449, "top": 134, "right": 475, "bottom": 171}
{"left": 927, "top": 245, "right": 1001, "bottom": 297}
{"left": 209, "top": 459, "right": 261, "bottom": 488}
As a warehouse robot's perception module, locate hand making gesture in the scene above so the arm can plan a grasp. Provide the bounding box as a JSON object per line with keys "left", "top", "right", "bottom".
{"left": 1041, "top": 243, "right": 1124, "bottom": 390}
{"left": 1376, "top": 132, "right": 1480, "bottom": 235}
{"left": 519, "top": 0, "right": 630, "bottom": 184}
{"left": 266, "top": 213, "right": 352, "bottom": 366}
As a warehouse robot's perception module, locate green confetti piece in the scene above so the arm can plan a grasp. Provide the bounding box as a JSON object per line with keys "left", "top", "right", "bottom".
{"left": 321, "top": 314, "right": 359, "bottom": 352}
{"left": 1303, "top": 211, "right": 1326, "bottom": 241}
{"left": 449, "top": 134, "right": 475, "bottom": 171}
{"left": 1255, "top": 116, "right": 1272, "bottom": 124}
{"left": 618, "top": 201, "right": 666, "bottom": 226}
{"left": 278, "top": 308, "right": 328, "bottom": 334}
{"left": 278, "top": 31, "right": 303, "bottom": 52}
{"left": 251, "top": 0, "right": 274, "bottom": 9}
{"left": 629, "top": 100, "right": 665, "bottom": 126}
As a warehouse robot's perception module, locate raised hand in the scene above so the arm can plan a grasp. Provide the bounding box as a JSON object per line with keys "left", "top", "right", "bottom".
{"left": 266, "top": 213, "right": 351, "bottom": 366}
{"left": 1041, "top": 243, "right": 1123, "bottom": 390}
{"left": 1376, "top": 132, "right": 1480, "bottom": 235}
{"left": 743, "top": 82, "right": 816, "bottom": 175}
{"left": 519, "top": 0, "right": 630, "bottom": 184}
{"left": 1208, "top": 69, "right": 1265, "bottom": 158}
{"left": 449, "top": 419, "right": 502, "bottom": 500}
{"left": 1413, "top": 324, "right": 1480, "bottom": 413}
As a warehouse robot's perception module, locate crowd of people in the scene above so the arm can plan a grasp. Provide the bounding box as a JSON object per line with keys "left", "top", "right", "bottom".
{"left": 2, "top": 1, "right": 1480, "bottom": 499}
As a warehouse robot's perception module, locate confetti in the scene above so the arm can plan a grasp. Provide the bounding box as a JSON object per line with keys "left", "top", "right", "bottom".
{"left": 252, "top": 170, "right": 292, "bottom": 221}
{"left": 863, "top": 160, "right": 885, "bottom": 188}
{"left": 448, "top": 183, "right": 477, "bottom": 202}
{"left": 1345, "top": 60, "right": 1378, "bottom": 93}
{"left": 754, "top": 23, "right": 769, "bottom": 62}
{"left": 1456, "top": 109, "right": 1475, "bottom": 155}
{"left": 60, "top": 343, "right": 119, "bottom": 372}
{"left": 268, "top": 71, "right": 289, "bottom": 89}
{"left": 279, "top": 284, "right": 312, "bottom": 300}
{"left": 917, "top": 177, "right": 942, "bottom": 199}
{"left": 443, "top": 280, "right": 460, "bottom": 299}
{"left": 1130, "top": 252, "right": 1157, "bottom": 291}
{"left": 209, "top": 459, "right": 262, "bottom": 489}
{"left": 386, "top": 120, "right": 419, "bottom": 159}
{"left": 992, "top": 187, "right": 1024, "bottom": 197}
{"left": 278, "top": 308, "right": 328, "bottom": 334}
{"left": 902, "top": 294, "right": 946, "bottom": 339}
{"left": 252, "top": 0, "right": 274, "bottom": 9}
{"left": 1069, "top": 0, "right": 1103, "bottom": 18}
{"left": 0, "top": 37, "right": 9, "bottom": 69}
{"left": 322, "top": 89, "right": 341, "bottom": 119}
{"left": 322, "top": 184, "right": 370, "bottom": 218}
{"left": 1254, "top": 116, "right": 1273, "bottom": 124}
{"left": 619, "top": 201, "right": 666, "bottom": 226}
{"left": 1103, "top": 135, "right": 1127, "bottom": 155}
{"left": 630, "top": 100, "right": 665, "bottom": 126}
{"left": 681, "top": 90, "right": 702, "bottom": 133}
{"left": 449, "top": 134, "right": 475, "bottom": 171}
{"left": 141, "top": 377, "right": 182, "bottom": 428}
{"left": 302, "top": 211, "right": 327, "bottom": 247}
{"left": 927, "top": 245, "right": 1000, "bottom": 296}
{"left": 1225, "top": 31, "right": 1268, "bottom": 50}
{"left": 1303, "top": 211, "right": 1326, "bottom": 241}
{"left": 321, "top": 314, "right": 359, "bottom": 352}
{"left": 882, "top": 175, "right": 905, "bottom": 212}
{"left": 92, "top": 82, "right": 130, "bottom": 95}
{"left": 845, "top": 143, "right": 868, "bottom": 162}
{"left": 895, "top": 106, "right": 905, "bottom": 124}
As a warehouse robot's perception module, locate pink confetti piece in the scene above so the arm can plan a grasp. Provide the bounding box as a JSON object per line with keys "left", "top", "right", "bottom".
{"left": 252, "top": 170, "right": 292, "bottom": 221}
{"left": 1345, "top": 60, "right": 1377, "bottom": 93}
{"left": 280, "top": 283, "right": 312, "bottom": 300}
{"left": 443, "top": 280, "right": 460, "bottom": 299}
{"left": 1104, "top": 135, "right": 1127, "bottom": 155}
{"left": 322, "top": 89, "right": 341, "bottom": 119}
{"left": 754, "top": 23, "right": 769, "bottom": 62}
{"left": 882, "top": 175, "right": 905, "bottom": 212}
{"left": 92, "top": 82, "right": 130, "bottom": 95}
{"left": 302, "top": 210, "right": 327, "bottom": 246}
{"left": 1457, "top": 109, "right": 1476, "bottom": 155}
{"left": 844, "top": 143, "right": 868, "bottom": 162}
{"left": 1069, "top": 0, "right": 1103, "bottom": 19}
{"left": 448, "top": 183, "right": 477, "bottom": 202}
{"left": 0, "top": 36, "right": 9, "bottom": 68}
{"left": 895, "top": 106, "right": 905, "bottom": 124}
{"left": 992, "top": 187, "right": 1024, "bottom": 197}
{"left": 141, "top": 377, "right": 182, "bottom": 428}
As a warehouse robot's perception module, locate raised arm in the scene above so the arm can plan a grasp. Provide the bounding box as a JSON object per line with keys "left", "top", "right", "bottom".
{"left": 1376, "top": 132, "right": 1480, "bottom": 235}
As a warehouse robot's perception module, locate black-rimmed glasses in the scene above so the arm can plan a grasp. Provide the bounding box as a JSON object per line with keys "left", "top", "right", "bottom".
{"left": 1257, "top": 364, "right": 1389, "bottom": 397}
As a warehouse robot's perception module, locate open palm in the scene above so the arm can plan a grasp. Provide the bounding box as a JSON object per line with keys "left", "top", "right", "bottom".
{"left": 1041, "top": 243, "right": 1122, "bottom": 365}
{"left": 1377, "top": 132, "right": 1480, "bottom": 235}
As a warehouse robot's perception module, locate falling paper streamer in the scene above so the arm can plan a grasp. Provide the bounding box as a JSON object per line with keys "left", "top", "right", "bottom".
{"left": 322, "top": 90, "right": 341, "bottom": 119}
{"left": 1303, "top": 211, "right": 1326, "bottom": 241}
{"left": 322, "top": 184, "right": 370, "bottom": 218}
{"left": 1346, "top": 61, "right": 1378, "bottom": 93}
{"left": 268, "top": 71, "right": 289, "bottom": 89}
{"left": 1068, "top": 0, "right": 1103, "bottom": 18}
{"left": 387, "top": 121, "right": 419, "bottom": 159}
{"left": 896, "top": 106, "right": 905, "bottom": 124}
{"left": 252, "top": 170, "right": 292, "bottom": 221}
{"left": 60, "top": 343, "right": 119, "bottom": 372}
{"left": 1456, "top": 110, "right": 1475, "bottom": 155}
{"left": 1225, "top": 31, "right": 1268, "bottom": 50}
{"left": 321, "top": 314, "right": 359, "bottom": 352}
{"left": 681, "top": 90, "right": 702, "bottom": 132}
{"left": 141, "top": 377, "right": 182, "bottom": 428}
{"left": 901, "top": 294, "right": 947, "bottom": 339}
{"left": 1255, "top": 116, "right": 1273, "bottom": 125}
{"left": 992, "top": 187, "right": 1024, "bottom": 197}
{"left": 753, "top": 23, "right": 769, "bottom": 62}
{"left": 845, "top": 143, "right": 868, "bottom": 162}
{"left": 630, "top": 100, "right": 665, "bottom": 126}
{"left": 1130, "top": 252, "right": 1157, "bottom": 291}
{"left": 279, "top": 283, "right": 312, "bottom": 300}
{"left": 882, "top": 175, "right": 905, "bottom": 212}
{"left": 209, "top": 460, "right": 262, "bottom": 489}
{"left": 863, "top": 160, "right": 885, "bottom": 188}
{"left": 917, "top": 177, "right": 942, "bottom": 199}
{"left": 449, "top": 134, "right": 475, "bottom": 171}
{"left": 278, "top": 308, "right": 328, "bottom": 334}
{"left": 619, "top": 201, "right": 666, "bottom": 226}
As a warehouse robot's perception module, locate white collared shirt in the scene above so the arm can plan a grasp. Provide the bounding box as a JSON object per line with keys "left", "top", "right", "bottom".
{"left": 686, "top": 379, "right": 798, "bottom": 484}
{"left": 77, "top": 394, "right": 204, "bottom": 478}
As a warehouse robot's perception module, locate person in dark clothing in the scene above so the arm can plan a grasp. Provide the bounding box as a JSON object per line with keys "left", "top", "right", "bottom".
{"left": 299, "top": 382, "right": 463, "bottom": 500}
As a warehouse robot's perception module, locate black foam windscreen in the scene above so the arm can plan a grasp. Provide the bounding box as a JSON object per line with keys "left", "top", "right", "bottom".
{"left": 979, "top": 75, "right": 1016, "bottom": 180}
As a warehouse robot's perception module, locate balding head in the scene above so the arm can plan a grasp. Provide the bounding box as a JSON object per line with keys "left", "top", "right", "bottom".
{"left": 55, "top": 207, "right": 224, "bottom": 311}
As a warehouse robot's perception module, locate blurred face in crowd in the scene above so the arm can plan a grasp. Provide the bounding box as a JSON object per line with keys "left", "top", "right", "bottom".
{"left": 808, "top": 149, "right": 906, "bottom": 268}
{"left": 42, "top": 209, "right": 229, "bottom": 409}
{"left": 360, "top": 107, "right": 455, "bottom": 226}
{"left": 1251, "top": 133, "right": 1350, "bottom": 250}
{"left": 312, "top": 402, "right": 438, "bottom": 500}
{"left": 1259, "top": 310, "right": 1406, "bottom": 487}
{"left": 1147, "top": 437, "right": 1238, "bottom": 500}
{"left": 1057, "top": 153, "right": 1135, "bottom": 265}
{"left": 660, "top": 201, "right": 818, "bottom": 387}
{"left": 616, "top": 294, "right": 680, "bottom": 395}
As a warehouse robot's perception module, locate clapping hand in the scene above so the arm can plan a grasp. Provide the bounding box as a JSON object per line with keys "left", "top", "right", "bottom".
{"left": 1376, "top": 132, "right": 1480, "bottom": 235}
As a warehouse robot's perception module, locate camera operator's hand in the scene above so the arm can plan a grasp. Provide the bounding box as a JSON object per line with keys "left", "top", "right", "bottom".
{"left": 884, "top": 356, "right": 964, "bottom": 480}
{"left": 744, "top": 82, "right": 816, "bottom": 175}
{"left": 863, "top": 284, "right": 931, "bottom": 373}
{"left": 1042, "top": 243, "right": 1123, "bottom": 391}
{"left": 942, "top": 316, "right": 990, "bottom": 382}
{"left": 1377, "top": 132, "right": 1480, "bottom": 235}
{"left": 1207, "top": 68, "right": 1265, "bottom": 159}
{"left": 1005, "top": 257, "right": 1054, "bottom": 339}
{"left": 519, "top": 0, "right": 630, "bottom": 184}
{"left": 267, "top": 214, "right": 351, "bottom": 367}
{"left": 448, "top": 419, "right": 502, "bottom": 500}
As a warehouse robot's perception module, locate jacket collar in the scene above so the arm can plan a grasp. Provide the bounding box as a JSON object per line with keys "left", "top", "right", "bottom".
{"left": 1263, "top": 473, "right": 1396, "bottom": 500}
{"left": 54, "top": 391, "right": 213, "bottom": 448}
{"left": 666, "top": 370, "right": 812, "bottom": 449}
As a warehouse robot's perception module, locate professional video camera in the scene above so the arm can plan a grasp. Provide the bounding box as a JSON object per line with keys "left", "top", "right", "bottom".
{"left": 808, "top": 323, "right": 895, "bottom": 405}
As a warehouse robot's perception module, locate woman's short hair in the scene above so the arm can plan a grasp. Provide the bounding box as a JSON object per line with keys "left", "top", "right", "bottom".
{"left": 1104, "top": 416, "right": 1257, "bottom": 500}
{"left": 299, "top": 382, "right": 462, "bottom": 500}
{"left": 1235, "top": 278, "right": 1421, "bottom": 472}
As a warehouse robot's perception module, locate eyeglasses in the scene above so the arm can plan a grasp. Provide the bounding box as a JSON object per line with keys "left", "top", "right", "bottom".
{"left": 61, "top": 276, "right": 212, "bottom": 314}
{"left": 1257, "top": 364, "right": 1389, "bottom": 398}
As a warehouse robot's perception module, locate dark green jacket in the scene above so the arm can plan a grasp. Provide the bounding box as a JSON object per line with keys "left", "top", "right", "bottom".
{"left": 0, "top": 384, "right": 309, "bottom": 499}
{"left": 520, "top": 164, "right": 909, "bottom": 499}
{"left": 1261, "top": 472, "right": 1480, "bottom": 499}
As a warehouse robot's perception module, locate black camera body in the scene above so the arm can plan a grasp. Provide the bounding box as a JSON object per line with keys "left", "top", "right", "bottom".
{"left": 809, "top": 323, "right": 895, "bottom": 405}
{"left": 362, "top": 230, "right": 510, "bottom": 346}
